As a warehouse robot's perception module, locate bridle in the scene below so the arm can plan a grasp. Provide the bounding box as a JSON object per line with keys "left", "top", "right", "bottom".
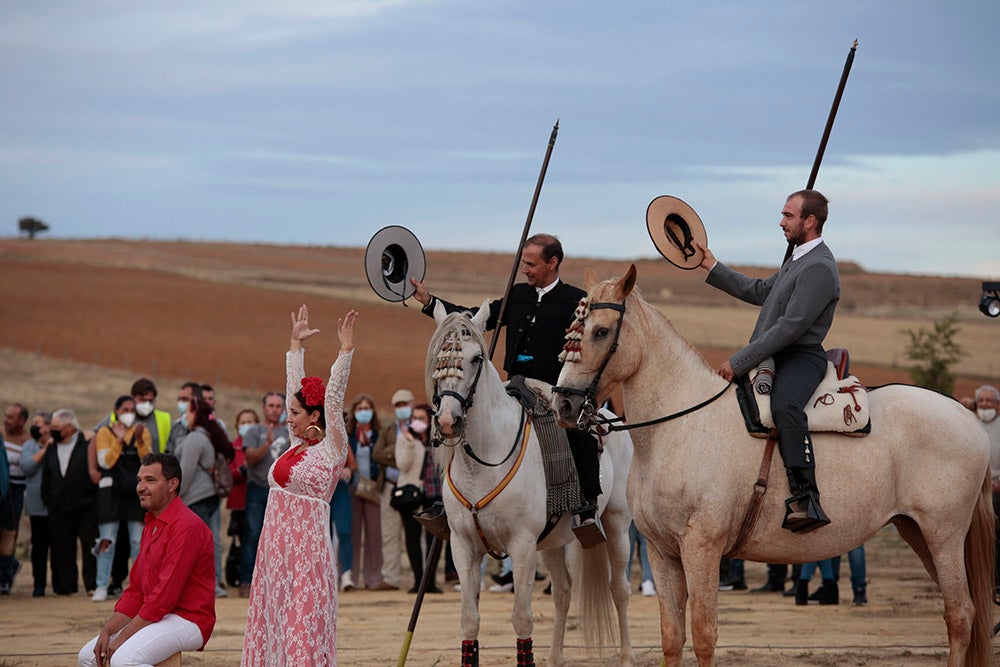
{"left": 551, "top": 299, "right": 626, "bottom": 430}
{"left": 431, "top": 323, "right": 523, "bottom": 468}
{"left": 552, "top": 296, "right": 732, "bottom": 432}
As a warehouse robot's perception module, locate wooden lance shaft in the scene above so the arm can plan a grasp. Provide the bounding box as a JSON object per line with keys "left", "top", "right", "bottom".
{"left": 488, "top": 119, "right": 560, "bottom": 361}
{"left": 783, "top": 39, "right": 858, "bottom": 264}
{"left": 397, "top": 121, "right": 559, "bottom": 665}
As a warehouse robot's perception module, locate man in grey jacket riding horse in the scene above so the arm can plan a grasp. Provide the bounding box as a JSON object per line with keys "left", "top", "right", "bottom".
{"left": 697, "top": 189, "right": 840, "bottom": 533}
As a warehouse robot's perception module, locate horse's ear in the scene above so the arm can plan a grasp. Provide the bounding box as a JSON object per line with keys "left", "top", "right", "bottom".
{"left": 470, "top": 299, "right": 491, "bottom": 332}
{"left": 584, "top": 268, "right": 600, "bottom": 291}
{"left": 613, "top": 264, "right": 637, "bottom": 301}
{"left": 432, "top": 299, "right": 449, "bottom": 323}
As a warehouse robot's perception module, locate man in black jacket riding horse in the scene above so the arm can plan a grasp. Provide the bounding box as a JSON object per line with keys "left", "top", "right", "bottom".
{"left": 411, "top": 233, "right": 604, "bottom": 545}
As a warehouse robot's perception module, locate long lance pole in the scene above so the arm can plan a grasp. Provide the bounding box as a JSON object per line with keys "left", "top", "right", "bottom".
{"left": 397, "top": 121, "right": 559, "bottom": 666}
{"left": 396, "top": 535, "right": 443, "bottom": 666}
{"left": 783, "top": 39, "right": 858, "bottom": 263}
{"left": 487, "top": 119, "right": 560, "bottom": 361}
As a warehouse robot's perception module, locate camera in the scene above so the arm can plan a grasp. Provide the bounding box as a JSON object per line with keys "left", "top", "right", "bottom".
{"left": 980, "top": 282, "right": 1000, "bottom": 318}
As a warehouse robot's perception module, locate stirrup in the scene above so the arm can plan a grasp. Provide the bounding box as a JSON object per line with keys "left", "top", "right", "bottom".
{"left": 414, "top": 502, "right": 451, "bottom": 541}
{"left": 572, "top": 515, "right": 606, "bottom": 548}
{"left": 781, "top": 492, "right": 830, "bottom": 534}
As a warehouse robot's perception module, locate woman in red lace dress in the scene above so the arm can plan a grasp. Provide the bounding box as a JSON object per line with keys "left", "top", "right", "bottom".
{"left": 242, "top": 304, "right": 357, "bottom": 666}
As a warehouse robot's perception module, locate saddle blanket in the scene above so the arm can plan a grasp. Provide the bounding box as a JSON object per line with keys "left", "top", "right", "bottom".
{"left": 743, "top": 358, "right": 871, "bottom": 438}
{"left": 506, "top": 376, "right": 582, "bottom": 515}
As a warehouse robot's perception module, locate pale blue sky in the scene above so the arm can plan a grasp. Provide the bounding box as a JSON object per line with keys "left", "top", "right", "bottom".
{"left": 2, "top": 1, "right": 998, "bottom": 277}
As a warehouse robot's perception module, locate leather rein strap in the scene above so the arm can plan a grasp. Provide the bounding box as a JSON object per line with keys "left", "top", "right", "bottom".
{"left": 724, "top": 430, "right": 777, "bottom": 559}
{"left": 446, "top": 418, "right": 533, "bottom": 560}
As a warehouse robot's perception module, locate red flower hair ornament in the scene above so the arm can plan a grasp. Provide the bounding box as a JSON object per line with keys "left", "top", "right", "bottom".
{"left": 300, "top": 376, "right": 326, "bottom": 407}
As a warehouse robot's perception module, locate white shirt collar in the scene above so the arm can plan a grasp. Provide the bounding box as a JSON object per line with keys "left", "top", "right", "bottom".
{"left": 791, "top": 237, "right": 823, "bottom": 261}
{"left": 536, "top": 277, "right": 560, "bottom": 301}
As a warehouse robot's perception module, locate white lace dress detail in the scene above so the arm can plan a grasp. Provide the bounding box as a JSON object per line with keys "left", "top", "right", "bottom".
{"left": 241, "top": 348, "right": 352, "bottom": 667}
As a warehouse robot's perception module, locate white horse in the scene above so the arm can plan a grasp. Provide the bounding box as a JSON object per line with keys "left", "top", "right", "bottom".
{"left": 428, "top": 302, "right": 636, "bottom": 667}
{"left": 552, "top": 266, "right": 995, "bottom": 667}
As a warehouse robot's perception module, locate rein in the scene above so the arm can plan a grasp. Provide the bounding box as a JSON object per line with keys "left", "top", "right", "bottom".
{"left": 598, "top": 384, "right": 732, "bottom": 432}
{"left": 446, "top": 419, "right": 533, "bottom": 560}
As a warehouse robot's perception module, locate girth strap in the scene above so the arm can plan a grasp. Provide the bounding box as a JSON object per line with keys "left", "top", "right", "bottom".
{"left": 724, "top": 430, "right": 777, "bottom": 558}
{"left": 446, "top": 421, "right": 533, "bottom": 560}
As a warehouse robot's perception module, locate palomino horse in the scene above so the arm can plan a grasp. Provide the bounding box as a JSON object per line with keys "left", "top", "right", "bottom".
{"left": 428, "top": 302, "right": 636, "bottom": 666}
{"left": 552, "top": 266, "right": 994, "bottom": 667}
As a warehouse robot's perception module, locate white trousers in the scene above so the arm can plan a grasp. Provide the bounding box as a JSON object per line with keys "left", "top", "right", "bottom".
{"left": 379, "top": 483, "right": 404, "bottom": 587}
{"left": 78, "top": 613, "right": 202, "bottom": 667}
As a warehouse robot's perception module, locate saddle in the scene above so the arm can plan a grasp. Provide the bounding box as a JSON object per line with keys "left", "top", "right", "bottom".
{"left": 736, "top": 348, "right": 871, "bottom": 438}
{"left": 505, "top": 376, "right": 583, "bottom": 516}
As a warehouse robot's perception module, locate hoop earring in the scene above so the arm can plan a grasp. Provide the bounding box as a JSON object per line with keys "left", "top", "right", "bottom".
{"left": 304, "top": 424, "right": 323, "bottom": 440}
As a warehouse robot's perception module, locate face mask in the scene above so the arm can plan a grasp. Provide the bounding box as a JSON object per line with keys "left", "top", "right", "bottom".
{"left": 279, "top": 410, "right": 287, "bottom": 423}
{"left": 29, "top": 425, "right": 42, "bottom": 441}
{"left": 119, "top": 412, "right": 136, "bottom": 428}
{"left": 50, "top": 427, "right": 64, "bottom": 444}
{"left": 354, "top": 409, "right": 373, "bottom": 425}
{"left": 395, "top": 406, "right": 412, "bottom": 421}
{"left": 978, "top": 408, "right": 997, "bottom": 423}
{"left": 177, "top": 401, "right": 190, "bottom": 417}
{"left": 135, "top": 401, "right": 154, "bottom": 417}
{"left": 238, "top": 423, "right": 254, "bottom": 437}
{"left": 409, "top": 420, "right": 429, "bottom": 434}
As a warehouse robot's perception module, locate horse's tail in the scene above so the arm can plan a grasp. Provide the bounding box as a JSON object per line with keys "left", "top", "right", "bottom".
{"left": 573, "top": 540, "right": 617, "bottom": 653}
{"left": 963, "top": 468, "right": 995, "bottom": 667}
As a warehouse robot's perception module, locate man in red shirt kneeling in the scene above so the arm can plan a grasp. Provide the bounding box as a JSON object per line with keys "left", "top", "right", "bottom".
{"left": 79, "top": 453, "right": 216, "bottom": 667}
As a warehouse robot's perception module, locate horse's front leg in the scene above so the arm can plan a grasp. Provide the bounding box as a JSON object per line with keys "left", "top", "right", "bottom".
{"left": 452, "top": 537, "right": 485, "bottom": 666}
{"left": 679, "top": 535, "right": 724, "bottom": 666}
{"left": 539, "top": 546, "right": 571, "bottom": 667}
{"left": 647, "top": 542, "right": 687, "bottom": 667}
{"left": 509, "top": 540, "right": 540, "bottom": 666}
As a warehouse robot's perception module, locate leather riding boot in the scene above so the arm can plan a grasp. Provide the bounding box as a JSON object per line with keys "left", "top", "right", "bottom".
{"left": 794, "top": 579, "right": 810, "bottom": 606}
{"left": 782, "top": 467, "right": 831, "bottom": 533}
{"left": 572, "top": 495, "right": 606, "bottom": 548}
{"left": 819, "top": 579, "right": 839, "bottom": 605}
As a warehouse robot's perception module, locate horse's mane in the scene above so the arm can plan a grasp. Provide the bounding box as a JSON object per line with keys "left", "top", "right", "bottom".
{"left": 425, "top": 311, "right": 490, "bottom": 470}
{"left": 588, "top": 275, "right": 712, "bottom": 370}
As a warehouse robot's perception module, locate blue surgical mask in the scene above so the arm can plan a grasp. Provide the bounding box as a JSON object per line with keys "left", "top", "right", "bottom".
{"left": 177, "top": 401, "right": 189, "bottom": 417}
{"left": 279, "top": 410, "right": 287, "bottom": 423}
{"left": 395, "top": 406, "right": 412, "bottom": 421}
{"left": 238, "top": 423, "right": 254, "bottom": 437}
{"left": 354, "top": 409, "right": 373, "bottom": 425}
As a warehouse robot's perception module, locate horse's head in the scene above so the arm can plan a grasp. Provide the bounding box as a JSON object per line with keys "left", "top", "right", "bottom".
{"left": 553, "top": 264, "right": 639, "bottom": 429}
{"left": 426, "top": 300, "right": 491, "bottom": 440}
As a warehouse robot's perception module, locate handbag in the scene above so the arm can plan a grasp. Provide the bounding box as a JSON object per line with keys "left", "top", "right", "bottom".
{"left": 354, "top": 476, "right": 382, "bottom": 504}
{"left": 389, "top": 483, "right": 425, "bottom": 512}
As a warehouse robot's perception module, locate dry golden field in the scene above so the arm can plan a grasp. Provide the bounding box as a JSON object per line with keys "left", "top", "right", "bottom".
{"left": 0, "top": 236, "right": 996, "bottom": 418}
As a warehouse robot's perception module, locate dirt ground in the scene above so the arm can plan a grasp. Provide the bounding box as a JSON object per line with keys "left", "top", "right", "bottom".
{"left": 1, "top": 524, "right": 997, "bottom": 666}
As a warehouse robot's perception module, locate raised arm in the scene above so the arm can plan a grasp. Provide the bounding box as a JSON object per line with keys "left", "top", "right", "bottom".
{"left": 324, "top": 311, "right": 357, "bottom": 466}
{"left": 286, "top": 304, "right": 322, "bottom": 449}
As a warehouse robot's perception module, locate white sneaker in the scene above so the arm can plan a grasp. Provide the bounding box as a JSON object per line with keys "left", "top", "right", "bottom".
{"left": 341, "top": 570, "right": 355, "bottom": 592}
{"left": 91, "top": 587, "right": 108, "bottom": 602}
{"left": 641, "top": 579, "right": 656, "bottom": 597}
{"left": 215, "top": 585, "right": 228, "bottom": 598}
{"left": 488, "top": 582, "right": 514, "bottom": 593}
